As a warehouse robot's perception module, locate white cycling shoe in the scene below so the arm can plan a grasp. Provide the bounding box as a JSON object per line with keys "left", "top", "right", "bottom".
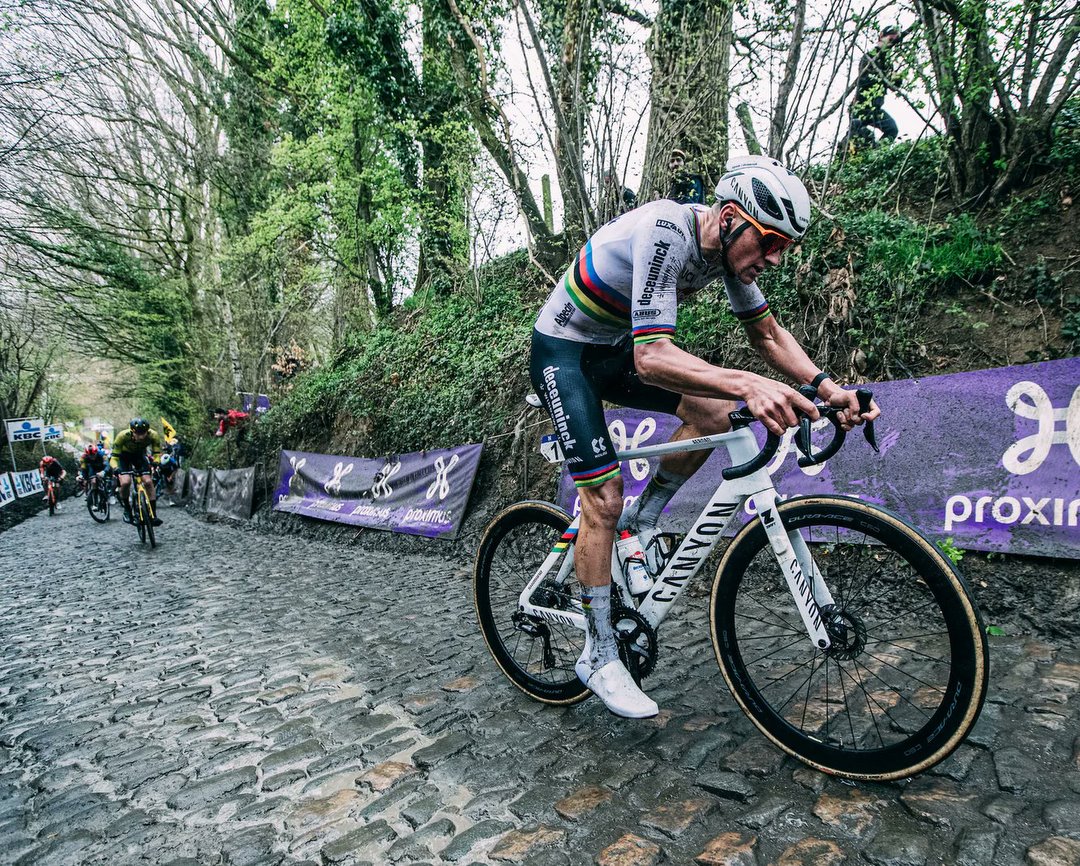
{"left": 575, "top": 654, "right": 658, "bottom": 719}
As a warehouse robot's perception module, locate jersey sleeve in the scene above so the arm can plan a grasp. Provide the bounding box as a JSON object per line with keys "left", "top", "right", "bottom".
{"left": 629, "top": 203, "right": 694, "bottom": 345}
{"left": 723, "top": 274, "right": 771, "bottom": 326}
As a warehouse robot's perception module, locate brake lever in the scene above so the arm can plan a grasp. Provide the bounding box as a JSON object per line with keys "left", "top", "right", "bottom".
{"left": 857, "top": 389, "right": 879, "bottom": 453}
{"left": 795, "top": 385, "right": 816, "bottom": 459}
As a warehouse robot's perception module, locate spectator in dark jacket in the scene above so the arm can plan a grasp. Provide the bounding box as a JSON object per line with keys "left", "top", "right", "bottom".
{"left": 848, "top": 26, "right": 903, "bottom": 148}
{"left": 666, "top": 149, "right": 704, "bottom": 204}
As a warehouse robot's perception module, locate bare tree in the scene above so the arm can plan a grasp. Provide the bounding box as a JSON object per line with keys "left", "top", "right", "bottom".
{"left": 914, "top": 0, "right": 1080, "bottom": 201}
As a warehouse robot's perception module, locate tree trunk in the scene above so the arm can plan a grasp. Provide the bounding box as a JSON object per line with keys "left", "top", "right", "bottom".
{"left": 643, "top": 0, "right": 733, "bottom": 202}
{"left": 417, "top": 0, "right": 472, "bottom": 292}
{"left": 767, "top": 0, "right": 806, "bottom": 159}
{"left": 553, "top": 0, "right": 595, "bottom": 247}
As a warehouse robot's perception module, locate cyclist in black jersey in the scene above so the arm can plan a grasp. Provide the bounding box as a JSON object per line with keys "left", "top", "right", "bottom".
{"left": 530, "top": 154, "right": 880, "bottom": 718}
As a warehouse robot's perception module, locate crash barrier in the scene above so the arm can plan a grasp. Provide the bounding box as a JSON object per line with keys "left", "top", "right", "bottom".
{"left": 556, "top": 357, "right": 1080, "bottom": 560}
{"left": 0, "top": 469, "right": 54, "bottom": 509}
{"left": 272, "top": 444, "right": 483, "bottom": 540}
{"left": 183, "top": 467, "right": 255, "bottom": 521}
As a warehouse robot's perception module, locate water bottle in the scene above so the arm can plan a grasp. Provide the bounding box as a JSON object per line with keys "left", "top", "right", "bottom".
{"left": 616, "top": 530, "right": 653, "bottom": 596}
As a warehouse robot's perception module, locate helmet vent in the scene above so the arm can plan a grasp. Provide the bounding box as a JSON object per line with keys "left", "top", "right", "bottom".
{"left": 752, "top": 177, "right": 783, "bottom": 220}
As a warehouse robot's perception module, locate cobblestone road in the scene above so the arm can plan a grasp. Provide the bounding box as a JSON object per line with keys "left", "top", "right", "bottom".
{"left": 1, "top": 507, "right": 1079, "bottom": 866}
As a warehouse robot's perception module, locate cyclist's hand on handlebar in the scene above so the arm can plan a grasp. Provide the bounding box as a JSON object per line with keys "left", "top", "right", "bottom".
{"left": 744, "top": 377, "right": 819, "bottom": 437}
{"left": 824, "top": 386, "right": 881, "bottom": 431}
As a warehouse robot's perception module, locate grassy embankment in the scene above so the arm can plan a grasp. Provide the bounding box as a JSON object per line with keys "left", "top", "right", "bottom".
{"left": 196, "top": 128, "right": 1079, "bottom": 535}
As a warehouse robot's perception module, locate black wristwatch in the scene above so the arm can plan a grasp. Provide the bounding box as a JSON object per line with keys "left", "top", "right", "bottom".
{"left": 809, "top": 372, "right": 831, "bottom": 393}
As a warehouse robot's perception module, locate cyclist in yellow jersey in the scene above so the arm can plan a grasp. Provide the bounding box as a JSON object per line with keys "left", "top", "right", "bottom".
{"left": 110, "top": 417, "right": 164, "bottom": 526}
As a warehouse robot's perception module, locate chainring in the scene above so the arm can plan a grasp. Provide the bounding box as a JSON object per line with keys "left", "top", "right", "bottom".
{"left": 611, "top": 604, "right": 658, "bottom": 682}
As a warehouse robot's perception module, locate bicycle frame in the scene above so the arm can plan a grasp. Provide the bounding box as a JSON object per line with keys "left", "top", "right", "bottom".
{"left": 518, "top": 425, "right": 837, "bottom": 650}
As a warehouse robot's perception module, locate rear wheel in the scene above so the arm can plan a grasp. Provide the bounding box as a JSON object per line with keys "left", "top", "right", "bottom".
{"left": 711, "top": 496, "right": 988, "bottom": 781}
{"left": 474, "top": 501, "right": 589, "bottom": 705}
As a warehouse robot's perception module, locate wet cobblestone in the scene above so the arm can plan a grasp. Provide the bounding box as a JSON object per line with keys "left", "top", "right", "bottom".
{"left": 1, "top": 508, "right": 1079, "bottom": 864}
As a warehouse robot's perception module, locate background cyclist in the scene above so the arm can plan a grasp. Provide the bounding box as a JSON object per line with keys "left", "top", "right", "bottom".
{"left": 38, "top": 455, "right": 67, "bottom": 506}
{"left": 78, "top": 443, "right": 107, "bottom": 492}
{"left": 109, "top": 417, "right": 164, "bottom": 526}
{"left": 530, "top": 154, "right": 879, "bottom": 719}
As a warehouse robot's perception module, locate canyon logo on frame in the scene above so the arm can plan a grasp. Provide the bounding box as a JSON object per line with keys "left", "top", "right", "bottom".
{"left": 273, "top": 444, "right": 483, "bottom": 539}
{"left": 556, "top": 357, "right": 1079, "bottom": 559}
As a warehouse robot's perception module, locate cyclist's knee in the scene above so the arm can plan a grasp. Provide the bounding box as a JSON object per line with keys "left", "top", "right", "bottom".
{"left": 676, "top": 395, "right": 736, "bottom": 434}
{"left": 578, "top": 478, "right": 624, "bottom": 527}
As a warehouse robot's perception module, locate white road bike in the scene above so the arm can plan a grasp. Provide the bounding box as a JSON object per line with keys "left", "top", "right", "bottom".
{"left": 474, "top": 390, "right": 989, "bottom": 781}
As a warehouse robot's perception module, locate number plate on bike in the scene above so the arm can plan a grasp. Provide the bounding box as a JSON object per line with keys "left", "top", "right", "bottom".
{"left": 539, "top": 434, "right": 566, "bottom": 464}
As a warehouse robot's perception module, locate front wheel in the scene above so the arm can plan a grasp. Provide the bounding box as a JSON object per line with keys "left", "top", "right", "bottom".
{"left": 48, "top": 484, "right": 56, "bottom": 516}
{"left": 474, "top": 501, "right": 589, "bottom": 706}
{"left": 711, "top": 496, "right": 988, "bottom": 781}
{"left": 132, "top": 490, "right": 146, "bottom": 545}
{"left": 87, "top": 486, "right": 110, "bottom": 522}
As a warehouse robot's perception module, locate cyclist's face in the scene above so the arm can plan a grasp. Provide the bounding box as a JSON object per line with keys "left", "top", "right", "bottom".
{"left": 132, "top": 429, "right": 148, "bottom": 440}
{"left": 723, "top": 206, "right": 792, "bottom": 284}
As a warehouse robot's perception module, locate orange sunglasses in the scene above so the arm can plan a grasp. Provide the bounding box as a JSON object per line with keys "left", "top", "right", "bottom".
{"left": 734, "top": 206, "right": 796, "bottom": 256}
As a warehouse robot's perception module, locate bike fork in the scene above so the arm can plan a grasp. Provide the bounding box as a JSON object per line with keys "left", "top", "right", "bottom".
{"left": 754, "top": 492, "right": 834, "bottom": 650}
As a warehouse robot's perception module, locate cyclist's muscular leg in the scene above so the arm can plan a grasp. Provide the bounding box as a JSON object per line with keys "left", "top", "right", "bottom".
{"left": 575, "top": 478, "right": 623, "bottom": 589}
{"left": 663, "top": 394, "right": 737, "bottom": 477}
{"left": 621, "top": 395, "right": 736, "bottom": 535}
{"left": 141, "top": 473, "right": 155, "bottom": 506}
{"left": 574, "top": 477, "right": 658, "bottom": 718}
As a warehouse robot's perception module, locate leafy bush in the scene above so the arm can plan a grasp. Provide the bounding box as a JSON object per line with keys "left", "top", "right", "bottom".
{"left": 253, "top": 250, "right": 544, "bottom": 458}
{"left": 1048, "top": 97, "right": 1080, "bottom": 173}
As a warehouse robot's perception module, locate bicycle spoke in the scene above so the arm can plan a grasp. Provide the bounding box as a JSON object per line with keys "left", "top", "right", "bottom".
{"left": 741, "top": 633, "right": 811, "bottom": 669}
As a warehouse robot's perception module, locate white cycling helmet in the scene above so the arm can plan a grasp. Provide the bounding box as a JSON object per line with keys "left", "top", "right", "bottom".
{"left": 714, "top": 154, "right": 811, "bottom": 239}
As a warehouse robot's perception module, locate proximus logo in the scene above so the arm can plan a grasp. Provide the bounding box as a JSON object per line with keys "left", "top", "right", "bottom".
{"left": 1002, "top": 381, "right": 1080, "bottom": 475}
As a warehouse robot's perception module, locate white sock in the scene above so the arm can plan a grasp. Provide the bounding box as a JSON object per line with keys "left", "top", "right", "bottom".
{"left": 581, "top": 584, "right": 618, "bottom": 669}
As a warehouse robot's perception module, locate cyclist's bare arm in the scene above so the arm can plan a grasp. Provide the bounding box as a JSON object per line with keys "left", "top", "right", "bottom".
{"left": 743, "top": 316, "right": 881, "bottom": 429}
{"left": 633, "top": 339, "right": 818, "bottom": 436}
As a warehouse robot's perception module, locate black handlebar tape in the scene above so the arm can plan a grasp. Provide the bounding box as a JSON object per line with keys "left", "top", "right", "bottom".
{"left": 728, "top": 407, "right": 757, "bottom": 429}
{"left": 722, "top": 429, "right": 782, "bottom": 480}
{"left": 797, "top": 411, "right": 847, "bottom": 468}
{"left": 856, "top": 388, "right": 880, "bottom": 453}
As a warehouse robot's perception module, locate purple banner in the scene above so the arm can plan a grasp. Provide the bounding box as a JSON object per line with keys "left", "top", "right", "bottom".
{"left": 240, "top": 393, "right": 271, "bottom": 416}
{"left": 273, "top": 444, "right": 483, "bottom": 539}
{"left": 557, "top": 358, "right": 1080, "bottom": 559}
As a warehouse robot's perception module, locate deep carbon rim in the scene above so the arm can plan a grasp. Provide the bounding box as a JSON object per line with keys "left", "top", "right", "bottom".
{"left": 712, "top": 497, "right": 988, "bottom": 780}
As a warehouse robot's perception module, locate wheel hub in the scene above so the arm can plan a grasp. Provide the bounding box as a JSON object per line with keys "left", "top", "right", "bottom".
{"left": 820, "top": 604, "right": 867, "bottom": 661}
